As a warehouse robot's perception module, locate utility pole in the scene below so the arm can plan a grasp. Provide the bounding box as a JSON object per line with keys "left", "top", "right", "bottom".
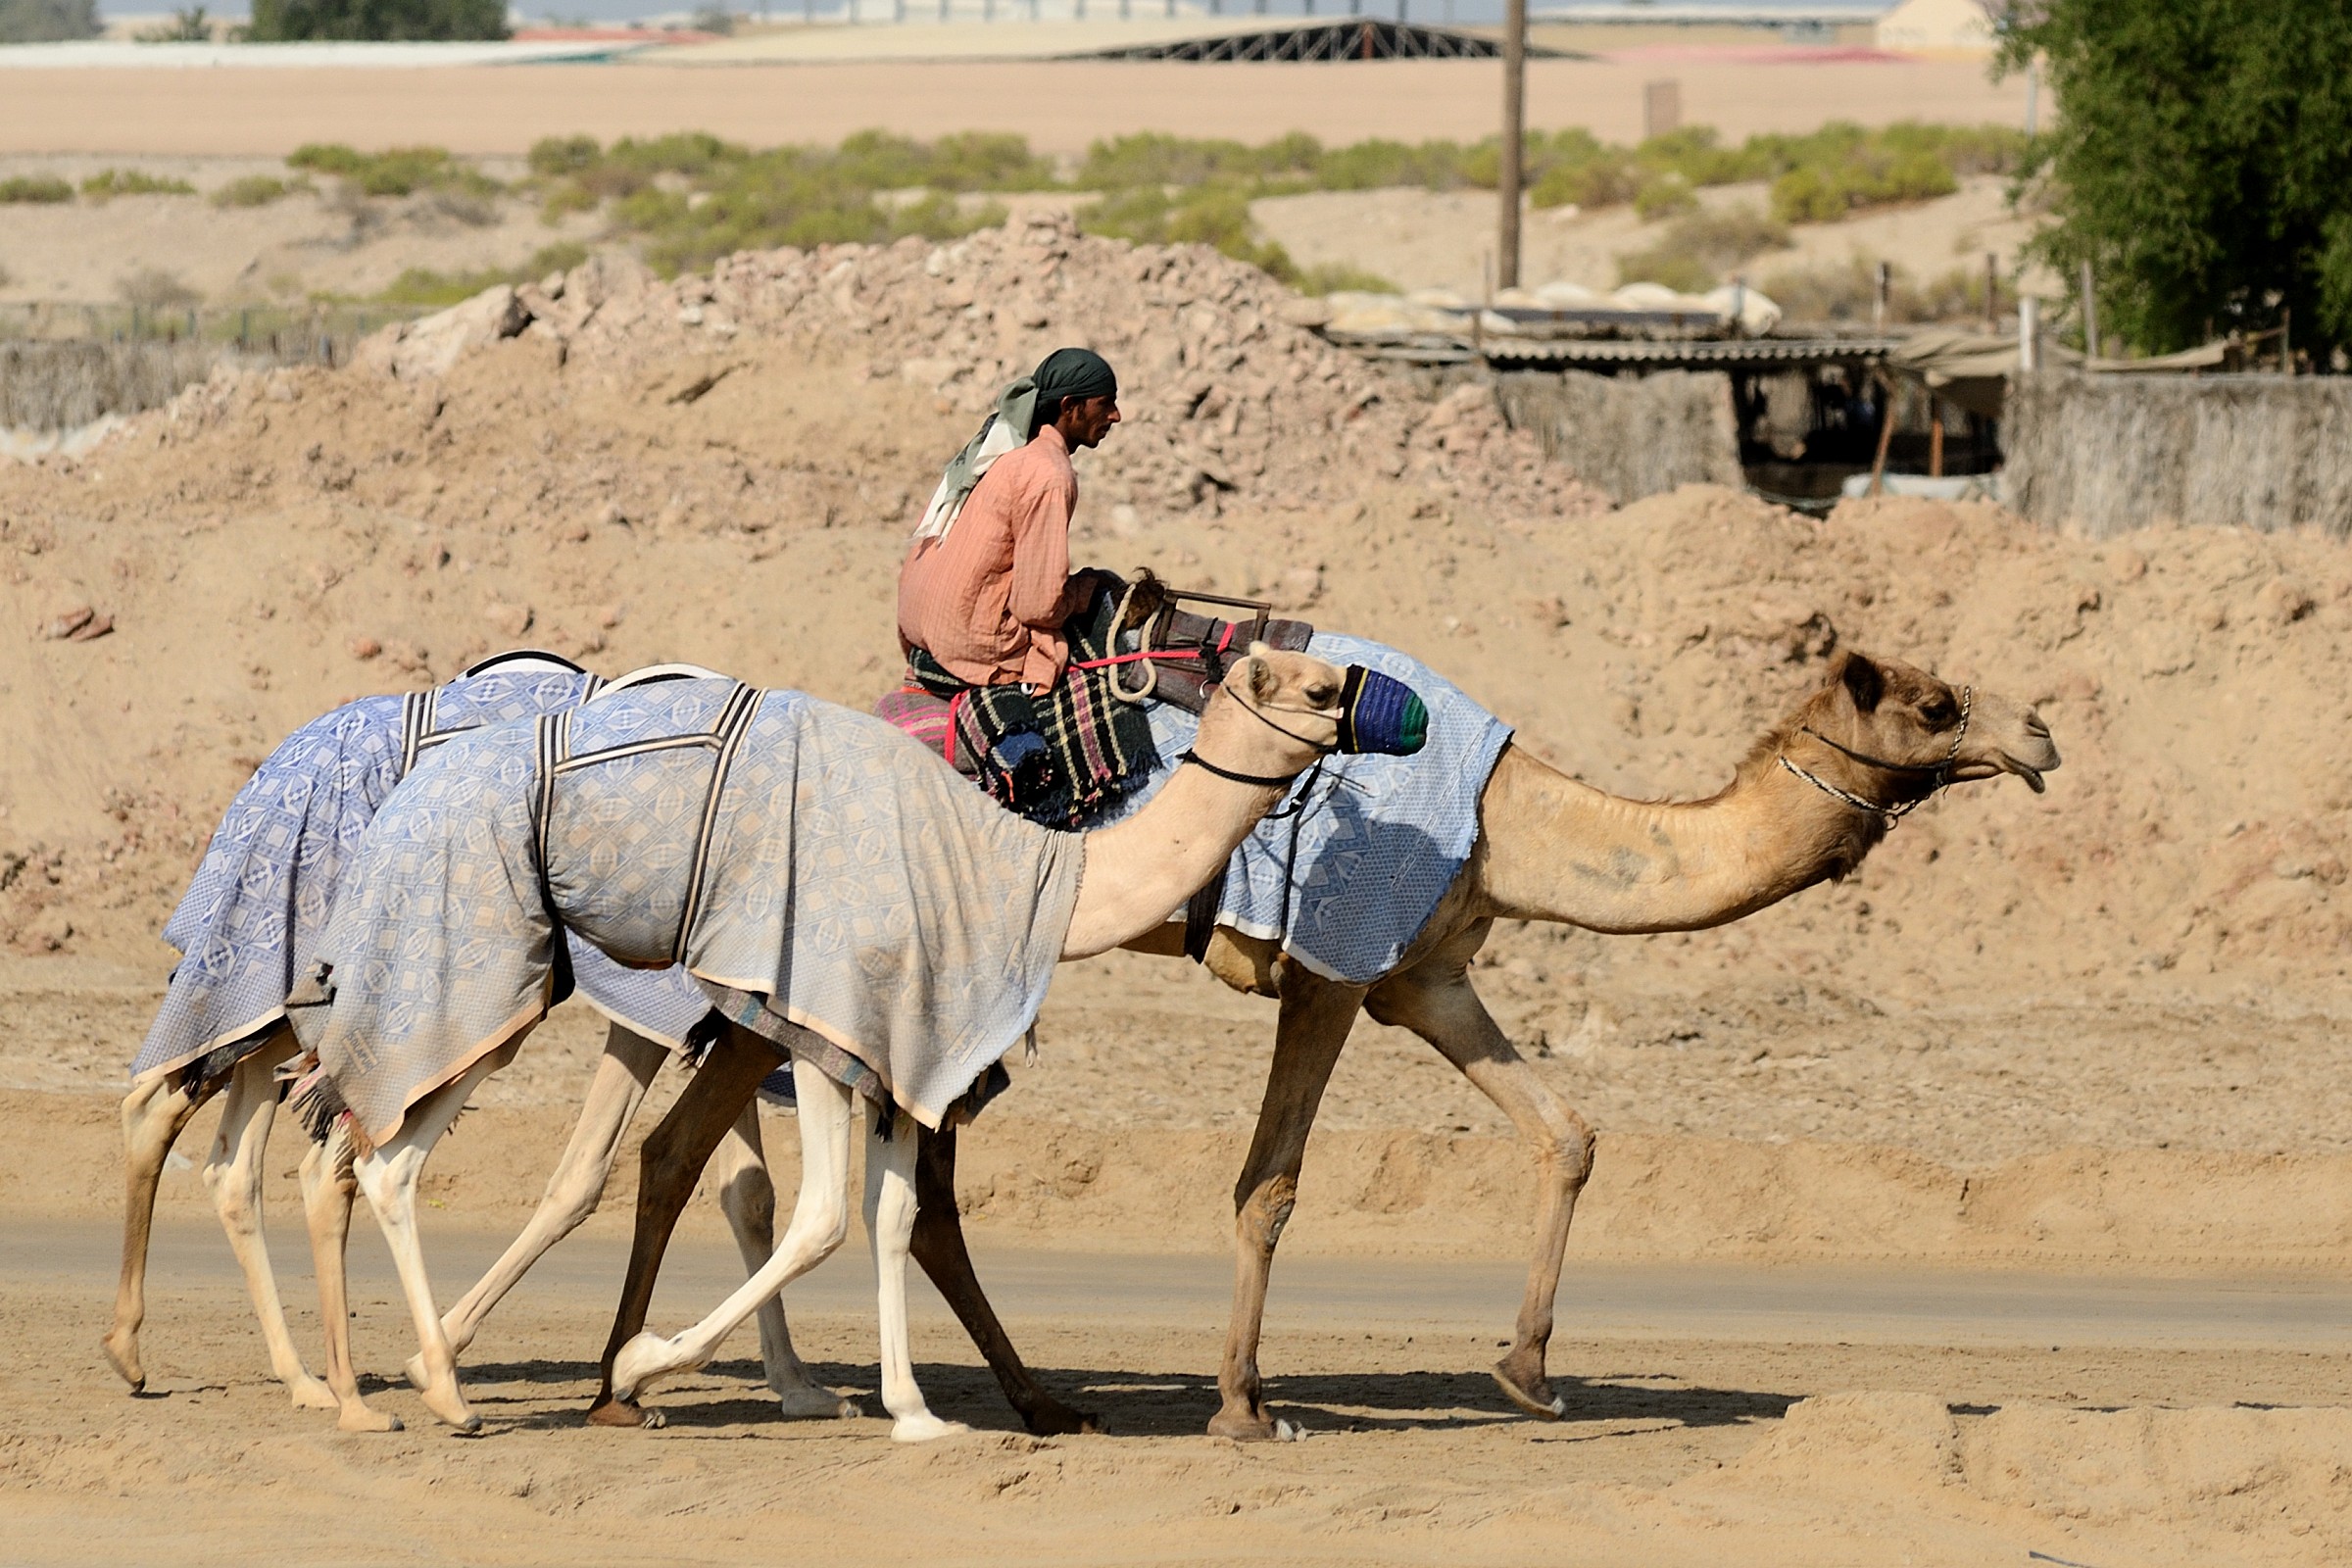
{"left": 1497, "top": 0, "right": 1526, "bottom": 289}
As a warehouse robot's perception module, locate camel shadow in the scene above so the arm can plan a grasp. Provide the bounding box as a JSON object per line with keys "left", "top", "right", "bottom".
{"left": 445, "top": 1355, "right": 1797, "bottom": 1438}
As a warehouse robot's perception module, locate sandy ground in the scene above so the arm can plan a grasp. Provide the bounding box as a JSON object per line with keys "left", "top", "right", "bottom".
{"left": 0, "top": 56, "right": 2027, "bottom": 159}
{"left": 6, "top": 1223, "right": 2348, "bottom": 1567}
{"left": 0, "top": 219, "right": 2348, "bottom": 1559}
{"left": 1254, "top": 173, "right": 2045, "bottom": 299}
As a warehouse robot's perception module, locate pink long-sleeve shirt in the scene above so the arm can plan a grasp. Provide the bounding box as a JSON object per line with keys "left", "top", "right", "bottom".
{"left": 898, "top": 424, "right": 1089, "bottom": 689}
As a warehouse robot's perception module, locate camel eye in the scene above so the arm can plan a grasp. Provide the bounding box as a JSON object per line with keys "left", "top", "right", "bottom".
{"left": 1919, "top": 698, "right": 1956, "bottom": 726}
{"left": 1304, "top": 680, "right": 1339, "bottom": 708}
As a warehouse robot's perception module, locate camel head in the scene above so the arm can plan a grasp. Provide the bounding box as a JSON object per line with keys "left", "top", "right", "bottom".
{"left": 1196, "top": 643, "right": 1429, "bottom": 786}
{"left": 1791, "top": 651, "right": 2061, "bottom": 809}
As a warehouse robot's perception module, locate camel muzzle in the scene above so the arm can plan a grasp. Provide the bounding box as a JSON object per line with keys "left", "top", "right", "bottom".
{"left": 1334, "top": 666, "right": 1428, "bottom": 757}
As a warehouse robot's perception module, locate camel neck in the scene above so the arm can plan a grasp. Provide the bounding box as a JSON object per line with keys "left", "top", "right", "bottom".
{"left": 1060, "top": 759, "right": 1290, "bottom": 960}
{"left": 1471, "top": 744, "right": 1886, "bottom": 934}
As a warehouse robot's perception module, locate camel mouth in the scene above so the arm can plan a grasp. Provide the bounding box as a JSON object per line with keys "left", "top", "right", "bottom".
{"left": 1952, "top": 751, "right": 2052, "bottom": 793}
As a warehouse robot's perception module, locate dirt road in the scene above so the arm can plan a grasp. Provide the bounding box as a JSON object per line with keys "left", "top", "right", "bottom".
{"left": 8, "top": 1215, "right": 2347, "bottom": 1568}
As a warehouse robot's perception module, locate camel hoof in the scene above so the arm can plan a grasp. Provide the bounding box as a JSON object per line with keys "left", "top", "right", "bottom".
{"left": 1206, "top": 1407, "right": 1279, "bottom": 1443}
{"left": 774, "top": 1386, "right": 861, "bottom": 1422}
{"left": 587, "top": 1397, "right": 663, "bottom": 1430}
{"left": 1492, "top": 1364, "right": 1568, "bottom": 1421}
{"left": 100, "top": 1332, "right": 145, "bottom": 1392}
{"left": 890, "top": 1413, "right": 971, "bottom": 1445}
{"left": 417, "top": 1382, "right": 479, "bottom": 1432}
{"left": 337, "top": 1404, "right": 404, "bottom": 1434}
{"left": 288, "top": 1374, "right": 341, "bottom": 1412}
{"left": 610, "top": 1330, "right": 684, "bottom": 1403}
{"left": 1021, "top": 1401, "right": 1102, "bottom": 1438}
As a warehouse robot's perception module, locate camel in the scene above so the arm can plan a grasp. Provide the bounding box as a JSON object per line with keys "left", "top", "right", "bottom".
{"left": 299, "top": 646, "right": 1396, "bottom": 1436}
{"left": 595, "top": 646, "right": 2059, "bottom": 1439}
{"left": 100, "top": 655, "right": 847, "bottom": 1432}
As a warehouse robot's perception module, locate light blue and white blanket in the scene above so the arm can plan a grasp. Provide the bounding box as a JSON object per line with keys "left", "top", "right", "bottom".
{"left": 1118, "top": 634, "right": 1510, "bottom": 986}
{"left": 133, "top": 663, "right": 715, "bottom": 1084}
{"left": 300, "top": 681, "right": 1083, "bottom": 1145}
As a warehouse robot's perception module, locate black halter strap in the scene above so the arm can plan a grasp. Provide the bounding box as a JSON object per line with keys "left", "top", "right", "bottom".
{"left": 1177, "top": 750, "right": 1298, "bottom": 789}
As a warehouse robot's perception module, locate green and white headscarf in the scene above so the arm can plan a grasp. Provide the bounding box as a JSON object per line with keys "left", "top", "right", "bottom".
{"left": 909, "top": 348, "right": 1118, "bottom": 545}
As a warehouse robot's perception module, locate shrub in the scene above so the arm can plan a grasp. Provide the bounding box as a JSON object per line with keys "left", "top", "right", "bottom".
{"left": 0, "top": 175, "right": 73, "bottom": 204}
{"left": 211, "top": 173, "right": 309, "bottom": 207}
{"left": 1297, "top": 262, "right": 1397, "bottom": 296}
{"left": 1616, "top": 204, "right": 1791, "bottom": 293}
{"left": 136, "top": 5, "right": 213, "bottom": 39}
{"left": 117, "top": 267, "right": 201, "bottom": 308}
{"left": 1633, "top": 174, "right": 1698, "bottom": 221}
{"left": 288, "top": 143, "right": 501, "bottom": 200}
{"left": 80, "top": 170, "right": 198, "bottom": 200}
{"left": 248, "top": 0, "right": 505, "bottom": 40}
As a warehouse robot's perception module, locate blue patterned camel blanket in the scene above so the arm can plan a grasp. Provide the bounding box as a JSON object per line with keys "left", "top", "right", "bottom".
{"left": 132, "top": 659, "right": 716, "bottom": 1085}
{"left": 297, "top": 680, "right": 1083, "bottom": 1146}
{"left": 1114, "top": 634, "right": 1510, "bottom": 986}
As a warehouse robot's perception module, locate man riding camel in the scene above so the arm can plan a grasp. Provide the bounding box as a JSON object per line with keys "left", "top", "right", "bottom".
{"left": 896, "top": 347, "right": 1146, "bottom": 826}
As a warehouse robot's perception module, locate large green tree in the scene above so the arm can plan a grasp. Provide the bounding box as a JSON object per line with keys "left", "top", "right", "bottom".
{"left": 0, "top": 0, "right": 100, "bottom": 42}
{"left": 247, "top": 0, "right": 506, "bottom": 41}
{"left": 2003, "top": 0, "right": 2352, "bottom": 357}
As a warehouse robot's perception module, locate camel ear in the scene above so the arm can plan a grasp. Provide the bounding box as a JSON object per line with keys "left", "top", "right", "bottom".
{"left": 1838, "top": 651, "right": 1885, "bottom": 712}
{"left": 1245, "top": 646, "right": 1279, "bottom": 705}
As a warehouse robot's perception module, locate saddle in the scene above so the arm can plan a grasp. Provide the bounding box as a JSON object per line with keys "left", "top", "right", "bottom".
{"left": 877, "top": 570, "right": 1318, "bottom": 774}
{"left": 1102, "top": 569, "right": 1315, "bottom": 715}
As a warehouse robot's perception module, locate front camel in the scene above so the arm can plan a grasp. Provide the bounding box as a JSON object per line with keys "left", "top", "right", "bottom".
{"left": 580, "top": 643, "right": 2057, "bottom": 1442}
{"left": 290, "top": 647, "right": 1421, "bottom": 1436}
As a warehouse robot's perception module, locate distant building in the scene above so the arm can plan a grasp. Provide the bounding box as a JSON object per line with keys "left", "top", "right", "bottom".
{"left": 1875, "top": 0, "right": 1995, "bottom": 57}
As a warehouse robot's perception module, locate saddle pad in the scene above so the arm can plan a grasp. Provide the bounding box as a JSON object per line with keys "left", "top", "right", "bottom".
{"left": 134, "top": 667, "right": 715, "bottom": 1085}
{"left": 303, "top": 681, "right": 1081, "bottom": 1145}
{"left": 1111, "top": 633, "right": 1510, "bottom": 986}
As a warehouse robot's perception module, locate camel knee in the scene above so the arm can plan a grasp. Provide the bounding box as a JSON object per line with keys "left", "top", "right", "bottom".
{"left": 201, "top": 1158, "right": 262, "bottom": 1230}
{"left": 716, "top": 1167, "right": 776, "bottom": 1238}
{"left": 1530, "top": 1104, "right": 1595, "bottom": 1192}
{"left": 1235, "top": 1174, "right": 1299, "bottom": 1252}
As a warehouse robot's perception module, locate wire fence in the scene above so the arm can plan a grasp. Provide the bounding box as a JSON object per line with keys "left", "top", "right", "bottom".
{"left": 0, "top": 303, "right": 441, "bottom": 431}
{"left": 0, "top": 302, "right": 431, "bottom": 368}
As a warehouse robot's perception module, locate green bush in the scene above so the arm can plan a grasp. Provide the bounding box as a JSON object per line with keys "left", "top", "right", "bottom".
{"left": 1616, "top": 204, "right": 1792, "bottom": 293}
{"left": 248, "top": 0, "right": 505, "bottom": 40}
{"left": 1297, "top": 262, "right": 1397, "bottom": 296}
{"left": 1076, "top": 183, "right": 1298, "bottom": 281}
{"left": 211, "top": 173, "right": 309, "bottom": 207}
{"left": 1633, "top": 174, "right": 1698, "bottom": 221}
{"left": 288, "top": 143, "right": 501, "bottom": 199}
{"left": 80, "top": 170, "right": 198, "bottom": 200}
{"left": 0, "top": 175, "right": 73, "bottom": 204}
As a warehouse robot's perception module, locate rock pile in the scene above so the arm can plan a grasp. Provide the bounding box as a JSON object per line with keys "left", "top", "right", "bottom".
{"left": 427, "top": 211, "right": 1605, "bottom": 528}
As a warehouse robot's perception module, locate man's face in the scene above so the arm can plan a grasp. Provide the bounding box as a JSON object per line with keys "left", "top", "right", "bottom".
{"left": 1059, "top": 394, "right": 1121, "bottom": 449}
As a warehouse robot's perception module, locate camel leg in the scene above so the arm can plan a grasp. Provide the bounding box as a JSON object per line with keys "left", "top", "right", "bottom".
{"left": 587, "top": 1025, "right": 778, "bottom": 1428}
{"left": 1209, "top": 970, "right": 1368, "bottom": 1441}
{"left": 610, "top": 1060, "right": 854, "bottom": 1411}
{"left": 710, "top": 1100, "right": 859, "bottom": 1420}
{"left": 203, "top": 1041, "right": 338, "bottom": 1411}
{"left": 297, "top": 1117, "right": 400, "bottom": 1432}
{"left": 423, "top": 1024, "right": 666, "bottom": 1385}
{"left": 907, "top": 1126, "right": 1100, "bottom": 1436}
{"left": 865, "top": 1110, "right": 967, "bottom": 1443}
{"left": 352, "top": 1054, "right": 506, "bottom": 1433}
{"left": 103, "top": 1067, "right": 212, "bottom": 1391}
{"left": 1366, "top": 951, "right": 1594, "bottom": 1421}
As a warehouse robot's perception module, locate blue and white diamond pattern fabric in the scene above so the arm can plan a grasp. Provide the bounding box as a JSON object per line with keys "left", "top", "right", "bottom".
{"left": 313, "top": 681, "right": 1081, "bottom": 1145}
{"left": 1121, "top": 633, "right": 1510, "bottom": 986}
{"left": 132, "top": 667, "right": 716, "bottom": 1084}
